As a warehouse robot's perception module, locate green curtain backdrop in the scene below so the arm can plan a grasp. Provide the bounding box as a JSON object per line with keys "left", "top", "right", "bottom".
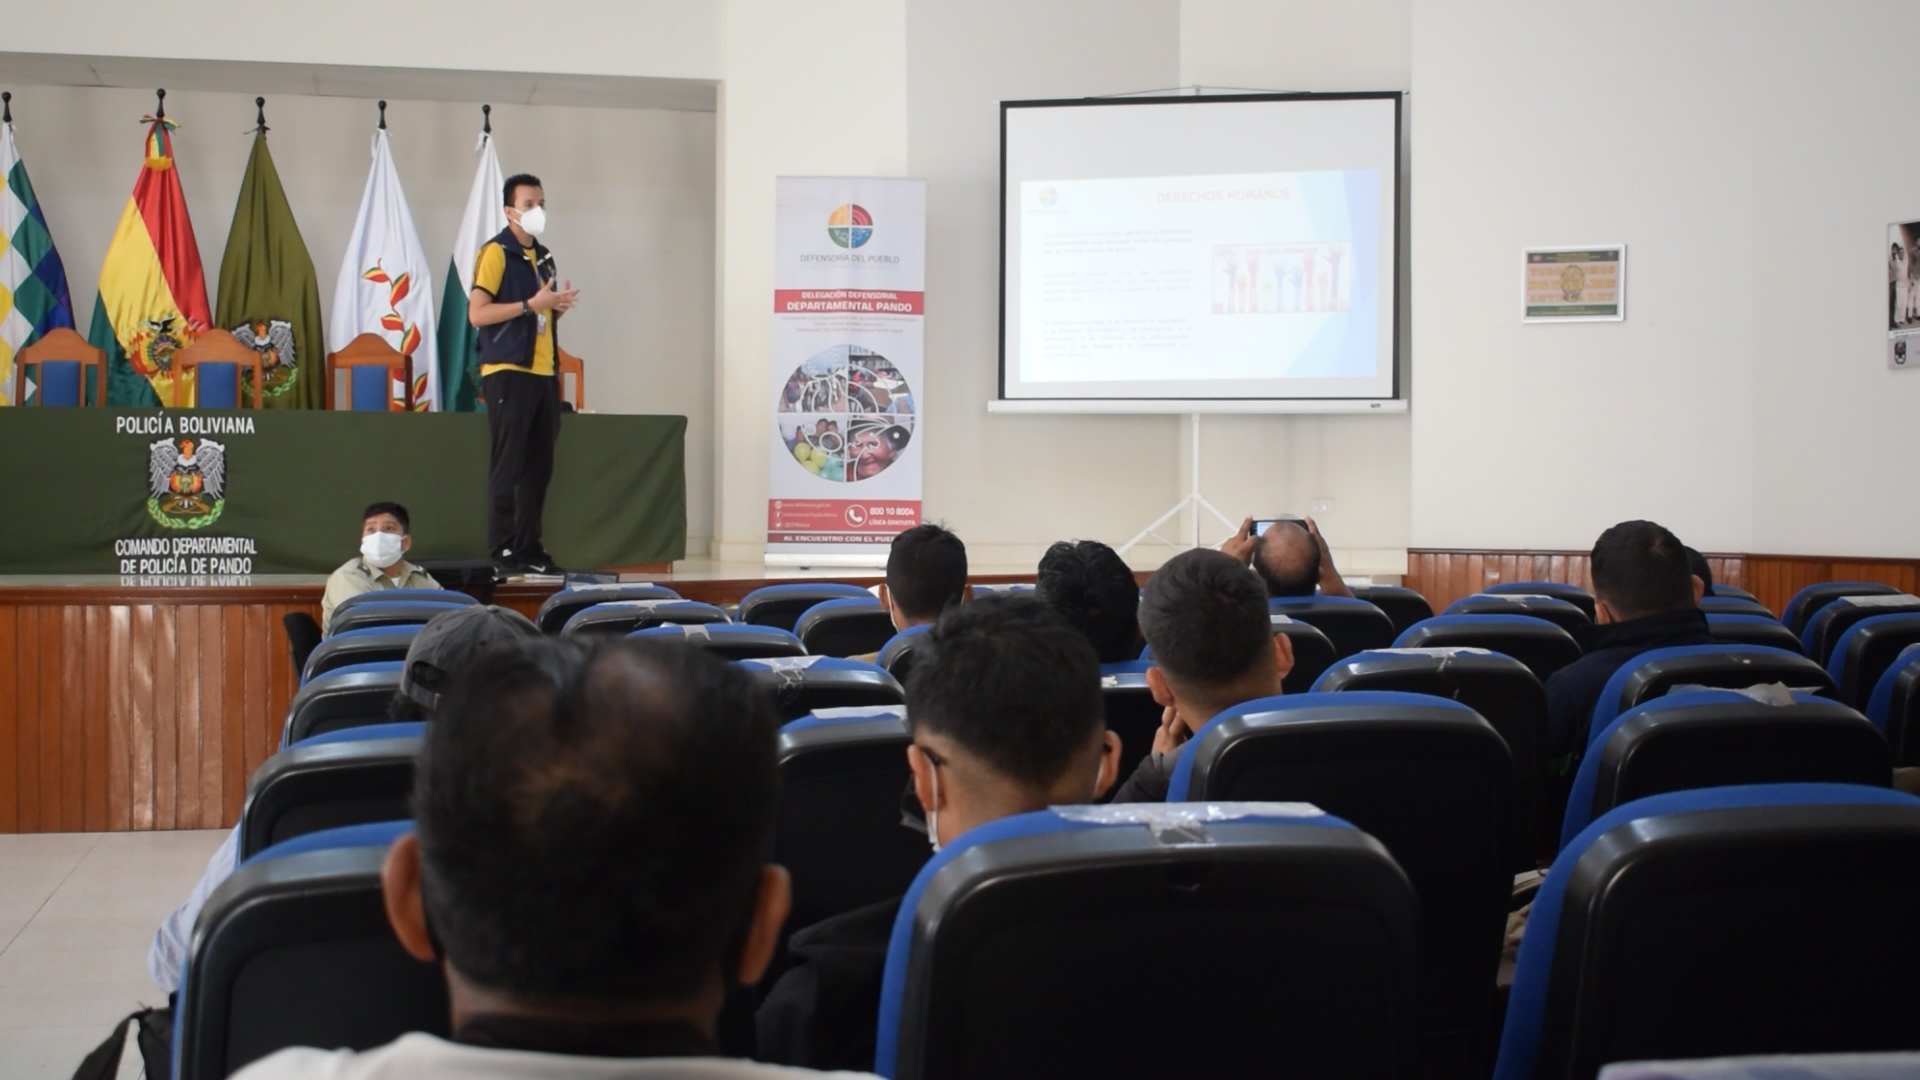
{"left": 1, "top": 409, "right": 685, "bottom": 573}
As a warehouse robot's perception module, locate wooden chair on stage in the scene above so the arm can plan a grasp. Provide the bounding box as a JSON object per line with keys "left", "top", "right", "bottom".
{"left": 175, "top": 329, "right": 265, "bottom": 409}
{"left": 13, "top": 327, "right": 106, "bottom": 407}
{"left": 326, "top": 333, "right": 411, "bottom": 411}
{"left": 557, "top": 346, "right": 587, "bottom": 411}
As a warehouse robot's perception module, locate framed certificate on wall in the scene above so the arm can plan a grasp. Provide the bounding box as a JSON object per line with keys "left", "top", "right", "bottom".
{"left": 1523, "top": 245, "right": 1626, "bottom": 322}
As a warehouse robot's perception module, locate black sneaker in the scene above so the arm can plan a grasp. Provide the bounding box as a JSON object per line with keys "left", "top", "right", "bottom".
{"left": 520, "top": 547, "right": 565, "bottom": 576}
{"left": 491, "top": 548, "right": 528, "bottom": 575}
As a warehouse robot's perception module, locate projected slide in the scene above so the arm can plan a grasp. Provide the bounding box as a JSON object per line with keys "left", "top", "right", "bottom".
{"left": 1019, "top": 170, "right": 1378, "bottom": 385}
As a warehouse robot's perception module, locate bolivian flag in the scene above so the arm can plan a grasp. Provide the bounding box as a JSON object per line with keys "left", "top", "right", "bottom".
{"left": 89, "top": 114, "right": 211, "bottom": 407}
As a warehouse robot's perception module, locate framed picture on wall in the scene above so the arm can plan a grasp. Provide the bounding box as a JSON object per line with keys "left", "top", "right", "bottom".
{"left": 1886, "top": 220, "right": 1920, "bottom": 370}
{"left": 1522, "top": 244, "right": 1626, "bottom": 323}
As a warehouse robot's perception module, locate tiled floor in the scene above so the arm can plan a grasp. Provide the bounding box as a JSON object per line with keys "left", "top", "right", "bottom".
{"left": 0, "top": 829, "right": 227, "bottom": 1080}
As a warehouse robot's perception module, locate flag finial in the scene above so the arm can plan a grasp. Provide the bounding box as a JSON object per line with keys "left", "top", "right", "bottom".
{"left": 255, "top": 96, "right": 268, "bottom": 134}
{"left": 155, "top": 88, "right": 165, "bottom": 120}
{"left": 3, "top": 92, "right": 11, "bottom": 125}
{"left": 377, "top": 100, "right": 387, "bottom": 130}
{"left": 482, "top": 103, "right": 491, "bottom": 134}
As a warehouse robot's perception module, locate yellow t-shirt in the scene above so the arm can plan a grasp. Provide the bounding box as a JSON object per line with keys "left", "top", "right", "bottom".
{"left": 472, "top": 242, "right": 556, "bottom": 377}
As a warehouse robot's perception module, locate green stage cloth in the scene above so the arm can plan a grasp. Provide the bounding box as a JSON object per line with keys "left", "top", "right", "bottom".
{"left": 1, "top": 409, "right": 685, "bottom": 574}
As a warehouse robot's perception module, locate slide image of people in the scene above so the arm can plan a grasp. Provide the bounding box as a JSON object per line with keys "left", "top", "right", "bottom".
{"left": 776, "top": 343, "right": 917, "bottom": 482}
{"left": 1891, "top": 221, "right": 1920, "bottom": 331}
{"left": 1210, "top": 243, "right": 1352, "bottom": 314}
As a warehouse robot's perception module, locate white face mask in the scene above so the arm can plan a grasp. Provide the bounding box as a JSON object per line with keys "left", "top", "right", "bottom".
{"left": 515, "top": 205, "right": 548, "bottom": 237}
{"left": 361, "top": 530, "right": 404, "bottom": 569}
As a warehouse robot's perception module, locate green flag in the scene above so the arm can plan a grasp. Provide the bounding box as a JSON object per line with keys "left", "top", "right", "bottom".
{"left": 216, "top": 126, "right": 323, "bottom": 408}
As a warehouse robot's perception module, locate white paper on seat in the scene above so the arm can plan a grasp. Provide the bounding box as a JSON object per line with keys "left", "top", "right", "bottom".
{"left": 743, "top": 655, "right": 830, "bottom": 671}
{"left": 1599, "top": 1052, "right": 1920, "bottom": 1080}
{"left": 1368, "top": 646, "right": 1495, "bottom": 658}
{"left": 1666, "top": 681, "right": 1796, "bottom": 706}
{"left": 1269, "top": 614, "right": 1296, "bottom": 625}
{"left": 811, "top": 705, "right": 907, "bottom": 720}
{"left": 1842, "top": 593, "right": 1920, "bottom": 607}
{"left": 1054, "top": 801, "right": 1325, "bottom": 845}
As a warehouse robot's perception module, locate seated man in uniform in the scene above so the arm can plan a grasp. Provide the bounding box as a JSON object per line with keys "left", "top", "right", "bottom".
{"left": 756, "top": 596, "right": 1120, "bottom": 1071}
{"left": 320, "top": 501, "right": 440, "bottom": 634}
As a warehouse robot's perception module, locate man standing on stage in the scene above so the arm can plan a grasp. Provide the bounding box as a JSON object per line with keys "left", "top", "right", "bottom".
{"left": 468, "top": 173, "right": 578, "bottom": 576}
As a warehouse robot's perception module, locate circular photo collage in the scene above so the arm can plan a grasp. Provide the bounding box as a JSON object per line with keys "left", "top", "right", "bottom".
{"left": 776, "top": 345, "right": 915, "bottom": 483}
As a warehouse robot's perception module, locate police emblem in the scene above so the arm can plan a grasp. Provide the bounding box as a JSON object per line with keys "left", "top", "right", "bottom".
{"left": 127, "top": 315, "right": 194, "bottom": 377}
{"left": 147, "top": 437, "right": 227, "bottom": 529}
{"left": 233, "top": 319, "right": 297, "bottom": 398}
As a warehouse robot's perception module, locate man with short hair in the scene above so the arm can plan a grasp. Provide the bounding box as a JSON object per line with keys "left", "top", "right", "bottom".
{"left": 1111, "top": 547, "right": 1295, "bottom": 803}
{"left": 756, "top": 596, "right": 1121, "bottom": 1071}
{"left": 877, "top": 523, "right": 968, "bottom": 632}
{"left": 1544, "top": 520, "right": 1711, "bottom": 769}
{"left": 321, "top": 501, "right": 441, "bottom": 634}
{"left": 149, "top": 604, "right": 539, "bottom": 994}
{"left": 469, "top": 172, "right": 580, "bottom": 576}
{"left": 1035, "top": 539, "right": 1142, "bottom": 664}
{"left": 235, "top": 636, "right": 875, "bottom": 1079}
{"left": 1684, "top": 545, "right": 1716, "bottom": 598}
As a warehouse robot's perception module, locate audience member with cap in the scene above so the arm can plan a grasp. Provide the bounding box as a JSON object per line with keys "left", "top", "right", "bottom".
{"left": 235, "top": 636, "right": 876, "bottom": 1079}
{"left": 853, "top": 523, "right": 969, "bottom": 662}
{"left": 1111, "top": 547, "right": 1295, "bottom": 803}
{"left": 1220, "top": 515, "right": 1354, "bottom": 599}
{"left": 320, "top": 501, "right": 442, "bottom": 634}
{"left": 146, "top": 604, "right": 539, "bottom": 993}
{"left": 756, "top": 596, "right": 1120, "bottom": 1072}
{"left": 1035, "top": 538, "right": 1142, "bottom": 664}
{"left": 1543, "top": 520, "right": 1710, "bottom": 771}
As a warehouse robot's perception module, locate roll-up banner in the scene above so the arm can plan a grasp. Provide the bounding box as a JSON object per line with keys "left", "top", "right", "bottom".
{"left": 766, "top": 177, "right": 926, "bottom": 566}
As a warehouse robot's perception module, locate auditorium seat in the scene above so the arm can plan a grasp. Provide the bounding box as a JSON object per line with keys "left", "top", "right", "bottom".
{"left": 1587, "top": 645, "right": 1837, "bottom": 743}
{"left": 774, "top": 708, "right": 928, "bottom": 948}
{"left": 302, "top": 627, "right": 420, "bottom": 683}
{"left": 1348, "top": 583, "right": 1435, "bottom": 635}
{"left": 240, "top": 723, "right": 424, "bottom": 860}
{"left": 533, "top": 583, "right": 681, "bottom": 633}
{"left": 1867, "top": 645, "right": 1920, "bottom": 766}
{"left": 1706, "top": 613, "right": 1804, "bottom": 652}
{"left": 1315, "top": 648, "right": 1548, "bottom": 868}
{"left": 1136, "top": 615, "right": 1338, "bottom": 694}
{"left": 173, "top": 821, "right": 447, "bottom": 1080}
{"left": 330, "top": 589, "right": 474, "bottom": 618}
{"left": 1396, "top": 614, "right": 1584, "bottom": 683}
{"left": 629, "top": 621, "right": 807, "bottom": 660}
{"left": 326, "top": 600, "right": 469, "bottom": 638}
{"left": 739, "top": 656, "right": 906, "bottom": 722}
{"left": 1558, "top": 691, "right": 1891, "bottom": 848}
{"left": 1267, "top": 595, "right": 1397, "bottom": 660}
{"left": 1708, "top": 583, "right": 1760, "bottom": 602}
{"left": 877, "top": 623, "right": 934, "bottom": 683}
{"left": 1827, "top": 612, "right": 1920, "bottom": 709}
{"left": 1802, "top": 594, "right": 1920, "bottom": 673}
{"left": 1098, "top": 665, "right": 1164, "bottom": 789}
{"left": 970, "top": 583, "right": 1033, "bottom": 598}
{"left": 1486, "top": 581, "right": 1598, "bottom": 621}
{"left": 560, "top": 599, "right": 729, "bottom": 636}
{"left": 1167, "top": 692, "right": 1511, "bottom": 1079}
{"left": 1494, "top": 784, "right": 1920, "bottom": 1080}
{"left": 1697, "top": 595, "right": 1777, "bottom": 619}
{"left": 1446, "top": 593, "right": 1591, "bottom": 635}
{"left": 282, "top": 662, "right": 402, "bottom": 746}
{"left": 873, "top": 804, "right": 1420, "bottom": 1080}
{"left": 1782, "top": 581, "right": 1901, "bottom": 637}
{"left": 795, "top": 596, "right": 898, "bottom": 658}
{"left": 738, "top": 583, "right": 875, "bottom": 631}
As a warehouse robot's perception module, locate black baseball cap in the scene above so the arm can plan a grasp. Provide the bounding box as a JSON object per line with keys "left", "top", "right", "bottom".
{"left": 400, "top": 604, "right": 541, "bottom": 710}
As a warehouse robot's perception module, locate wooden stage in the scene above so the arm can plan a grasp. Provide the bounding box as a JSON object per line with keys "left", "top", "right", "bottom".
{"left": 2, "top": 548, "right": 1916, "bottom": 834}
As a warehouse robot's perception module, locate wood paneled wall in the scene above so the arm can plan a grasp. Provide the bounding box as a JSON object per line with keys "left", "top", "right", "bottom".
{"left": 0, "top": 589, "right": 318, "bottom": 834}
{"left": 1404, "top": 549, "right": 1920, "bottom": 620}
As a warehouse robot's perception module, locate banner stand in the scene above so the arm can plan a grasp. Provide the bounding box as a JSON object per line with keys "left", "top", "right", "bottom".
{"left": 764, "top": 177, "right": 927, "bottom": 568}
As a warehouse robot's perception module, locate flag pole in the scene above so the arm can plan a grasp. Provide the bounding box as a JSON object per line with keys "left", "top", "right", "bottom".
{"left": 254, "top": 96, "right": 268, "bottom": 135}
{"left": 377, "top": 100, "right": 387, "bottom": 130}
{"left": 2, "top": 92, "right": 11, "bottom": 124}
{"left": 482, "top": 103, "right": 491, "bottom": 135}
{"left": 154, "top": 88, "right": 165, "bottom": 120}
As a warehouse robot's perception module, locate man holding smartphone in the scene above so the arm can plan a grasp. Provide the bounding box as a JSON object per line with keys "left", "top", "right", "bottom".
{"left": 468, "top": 173, "right": 579, "bottom": 576}
{"left": 1221, "top": 515, "right": 1353, "bottom": 598}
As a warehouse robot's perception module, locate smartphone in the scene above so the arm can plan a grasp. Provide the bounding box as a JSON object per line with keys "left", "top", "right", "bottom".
{"left": 1251, "top": 515, "right": 1308, "bottom": 537}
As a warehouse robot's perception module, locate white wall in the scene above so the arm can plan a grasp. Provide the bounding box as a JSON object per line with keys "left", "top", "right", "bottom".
{"left": 0, "top": 0, "right": 720, "bottom": 81}
{"left": 3, "top": 85, "right": 718, "bottom": 551}
{"left": 1409, "top": 0, "right": 1758, "bottom": 554}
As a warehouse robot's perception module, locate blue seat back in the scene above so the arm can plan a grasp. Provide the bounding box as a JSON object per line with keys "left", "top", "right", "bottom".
{"left": 37, "top": 359, "right": 82, "bottom": 405}
{"left": 1560, "top": 690, "right": 1891, "bottom": 849}
{"left": 282, "top": 662, "right": 404, "bottom": 747}
{"left": 561, "top": 599, "right": 728, "bottom": 636}
{"left": 877, "top": 622, "right": 934, "bottom": 681}
{"left": 1698, "top": 595, "right": 1776, "bottom": 619}
{"left": 1801, "top": 595, "right": 1920, "bottom": 663}
{"left": 739, "top": 656, "right": 905, "bottom": 722}
{"left": 301, "top": 627, "right": 421, "bottom": 684}
{"left": 795, "top": 596, "right": 898, "bottom": 658}
{"left": 1706, "top": 583, "right": 1759, "bottom": 602}
{"left": 1395, "top": 613, "right": 1583, "bottom": 683}
{"left": 1349, "top": 584, "right": 1436, "bottom": 635}
{"left": 628, "top": 621, "right": 806, "bottom": 661}
{"left": 331, "top": 589, "right": 471, "bottom": 618}
{"left": 348, "top": 365, "right": 391, "bottom": 411}
{"left": 874, "top": 804, "right": 1419, "bottom": 1080}
{"left": 1783, "top": 582, "right": 1901, "bottom": 637}
{"left": 1706, "top": 613, "right": 1804, "bottom": 653}
{"left": 1868, "top": 644, "right": 1920, "bottom": 766}
{"left": 1267, "top": 595, "right": 1397, "bottom": 661}
{"left": 1495, "top": 784, "right": 1920, "bottom": 1080}
{"left": 738, "top": 582, "right": 874, "bottom": 632}
{"left": 1828, "top": 612, "right": 1920, "bottom": 709}
{"left": 326, "top": 601, "right": 465, "bottom": 638}
{"left": 196, "top": 361, "right": 240, "bottom": 408}
{"left": 1168, "top": 691, "right": 1512, "bottom": 1074}
{"left": 1485, "top": 581, "right": 1598, "bottom": 620}
{"left": 240, "top": 729, "right": 425, "bottom": 860}
{"left": 1589, "top": 644, "right": 1836, "bottom": 745}
{"left": 175, "top": 820, "right": 444, "bottom": 1080}
{"left": 1447, "top": 593, "right": 1590, "bottom": 635}
{"left": 534, "top": 583, "right": 681, "bottom": 633}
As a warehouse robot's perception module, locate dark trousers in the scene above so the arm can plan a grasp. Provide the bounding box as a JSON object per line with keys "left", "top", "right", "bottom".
{"left": 484, "top": 369, "right": 560, "bottom": 556}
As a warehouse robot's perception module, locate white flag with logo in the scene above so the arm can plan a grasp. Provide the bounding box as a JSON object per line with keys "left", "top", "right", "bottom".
{"left": 329, "top": 128, "right": 438, "bottom": 410}
{"left": 436, "top": 128, "right": 506, "bottom": 411}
